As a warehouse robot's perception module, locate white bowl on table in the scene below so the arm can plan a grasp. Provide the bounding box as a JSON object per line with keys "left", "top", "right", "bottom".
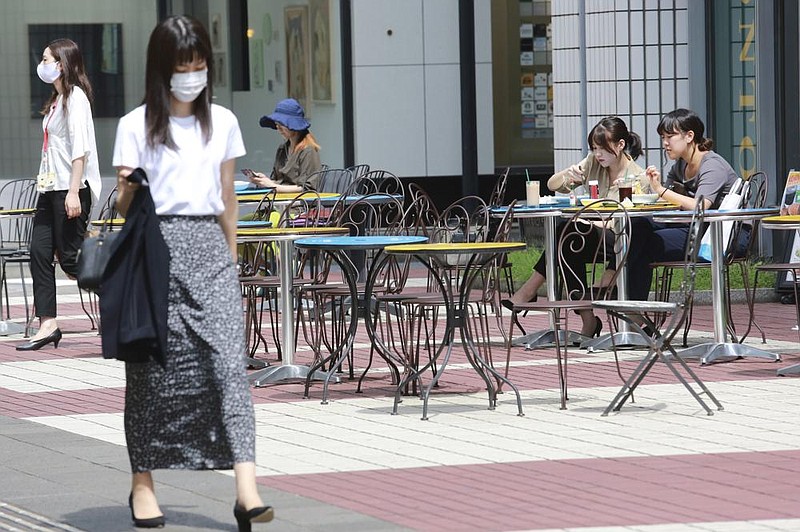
{"left": 631, "top": 193, "right": 660, "bottom": 204}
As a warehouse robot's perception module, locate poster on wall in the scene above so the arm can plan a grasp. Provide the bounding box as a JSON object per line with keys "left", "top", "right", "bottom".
{"left": 285, "top": 6, "right": 310, "bottom": 109}
{"left": 310, "top": 0, "right": 332, "bottom": 103}
{"left": 250, "top": 38, "right": 264, "bottom": 88}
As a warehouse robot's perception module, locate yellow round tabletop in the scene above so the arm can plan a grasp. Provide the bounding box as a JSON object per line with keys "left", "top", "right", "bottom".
{"left": 0, "top": 208, "right": 36, "bottom": 216}
{"left": 237, "top": 191, "right": 340, "bottom": 203}
{"left": 762, "top": 214, "right": 800, "bottom": 224}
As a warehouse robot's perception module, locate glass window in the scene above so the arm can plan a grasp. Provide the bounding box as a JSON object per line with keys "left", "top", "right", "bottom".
{"left": 492, "top": 0, "right": 553, "bottom": 169}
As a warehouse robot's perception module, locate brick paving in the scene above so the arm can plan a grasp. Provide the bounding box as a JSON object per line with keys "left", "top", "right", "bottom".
{"left": 1, "top": 274, "right": 800, "bottom": 531}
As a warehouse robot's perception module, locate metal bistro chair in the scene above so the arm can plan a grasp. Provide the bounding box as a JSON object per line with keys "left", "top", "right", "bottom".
{"left": 356, "top": 191, "right": 440, "bottom": 392}
{"left": 505, "top": 199, "right": 630, "bottom": 410}
{"left": 297, "top": 193, "right": 405, "bottom": 378}
{"left": 487, "top": 167, "right": 515, "bottom": 297}
{"left": 594, "top": 200, "right": 724, "bottom": 416}
{"left": 348, "top": 170, "right": 405, "bottom": 197}
{"left": 397, "top": 196, "right": 491, "bottom": 392}
{"left": 0, "top": 178, "right": 37, "bottom": 325}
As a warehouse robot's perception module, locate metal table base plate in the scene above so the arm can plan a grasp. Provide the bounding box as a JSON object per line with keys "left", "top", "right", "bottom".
{"left": 677, "top": 342, "right": 780, "bottom": 365}
{"left": 513, "top": 329, "right": 587, "bottom": 349}
{"left": 248, "top": 364, "right": 341, "bottom": 387}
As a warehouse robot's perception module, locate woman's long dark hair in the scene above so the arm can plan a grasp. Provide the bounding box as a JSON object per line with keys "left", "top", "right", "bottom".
{"left": 656, "top": 108, "right": 714, "bottom": 151}
{"left": 587, "top": 116, "right": 642, "bottom": 160}
{"left": 144, "top": 15, "right": 213, "bottom": 149}
{"left": 40, "top": 38, "right": 93, "bottom": 115}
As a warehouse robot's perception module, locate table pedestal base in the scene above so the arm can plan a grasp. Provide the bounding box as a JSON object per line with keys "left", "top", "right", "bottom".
{"left": 513, "top": 329, "right": 586, "bottom": 349}
{"left": 778, "top": 363, "right": 800, "bottom": 376}
{"left": 677, "top": 342, "right": 780, "bottom": 365}
{"left": 249, "top": 364, "right": 341, "bottom": 387}
{"left": 582, "top": 331, "right": 650, "bottom": 351}
{"left": 0, "top": 321, "right": 25, "bottom": 336}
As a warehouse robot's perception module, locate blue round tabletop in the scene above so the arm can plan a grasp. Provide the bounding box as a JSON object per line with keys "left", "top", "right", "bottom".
{"left": 295, "top": 235, "right": 428, "bottom": 250}
{"left": 235, "top": 186, "right": 274, "bottom": 195}
{"left": 237, "top": 220, "right": 272, "bottom": 228}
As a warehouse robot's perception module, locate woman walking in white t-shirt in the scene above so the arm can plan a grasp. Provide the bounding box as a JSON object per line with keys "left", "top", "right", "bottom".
{"left": 18, "top": 39, "right": 101, "bottom": 351}
{"left": 112, "top": 15, "right": 272, "bottom": 531}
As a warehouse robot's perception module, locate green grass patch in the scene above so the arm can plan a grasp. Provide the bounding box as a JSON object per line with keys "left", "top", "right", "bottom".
{"left": 507, "top": 248, "right": 777, "bottom": 292}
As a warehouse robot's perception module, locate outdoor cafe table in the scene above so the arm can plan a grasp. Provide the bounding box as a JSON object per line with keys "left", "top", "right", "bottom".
{"left": 760, "top": 214, "right": 800, "bottom": 376}
{"left": 0, "top": 207, "right": 36, "bottom": 335}
{"left": 294, "top": 234, "right": 428, "bottom": 403}
{"left": 236, "top": 226, "right": 349, "bottom": 387}
{"left": 653, "top": 207, "right": 780, "bottom": 364}
{"left": 382, "top": 241, "right": 527, "bottom": 420}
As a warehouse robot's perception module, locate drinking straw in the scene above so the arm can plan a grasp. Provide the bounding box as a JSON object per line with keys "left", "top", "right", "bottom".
{"left": 525, "top": 169, "right": 531, "bottom": 183}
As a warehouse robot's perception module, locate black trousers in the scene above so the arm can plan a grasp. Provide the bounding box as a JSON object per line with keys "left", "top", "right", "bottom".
{"left": 30, "top": 187, "right": 92, "bottom": 318}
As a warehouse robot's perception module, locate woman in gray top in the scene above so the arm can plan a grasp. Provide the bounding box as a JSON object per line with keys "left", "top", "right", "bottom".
{"left": 626, "top": 108, "right": 738, "bottom": 300}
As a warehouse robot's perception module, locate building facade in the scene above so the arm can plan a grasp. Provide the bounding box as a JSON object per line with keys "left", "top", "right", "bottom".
{"left": 1, "top": 0, "right": 796, "bottom": 254}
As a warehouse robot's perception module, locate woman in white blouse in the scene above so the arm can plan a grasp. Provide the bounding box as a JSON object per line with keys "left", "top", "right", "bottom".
{"left": 17, "top": 39, "right": 101, "bottom": 351}
{"left": 113, "top": 16, "right": 271, "bottom": 531}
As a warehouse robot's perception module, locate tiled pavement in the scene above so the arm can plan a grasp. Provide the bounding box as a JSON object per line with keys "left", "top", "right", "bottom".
{"left": 1, "top": 274, "right": 800, "bottom": 531}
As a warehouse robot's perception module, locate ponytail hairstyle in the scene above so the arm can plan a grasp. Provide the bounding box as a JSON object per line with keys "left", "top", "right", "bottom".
{"left": 587, "top": 116, "right": 642, "bottom": 160}
{"left": 40, "top": 38, "right": 93, "bottom": 115}
{"left": 143, "top": 15, "right": 213, "bottom": 149}
{"left": 656, "top": 108, "right": 714, "bottom": 151}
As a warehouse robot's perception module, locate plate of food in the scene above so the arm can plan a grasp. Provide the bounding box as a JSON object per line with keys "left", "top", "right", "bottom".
{"left": 539, "top": 195, "right": 571, "bottom": 206}
{"left": 631, "top": 193, "right": 660, "bottom": 205}
{"left": 580, "top": 197, "right": 617, "bottom": 207}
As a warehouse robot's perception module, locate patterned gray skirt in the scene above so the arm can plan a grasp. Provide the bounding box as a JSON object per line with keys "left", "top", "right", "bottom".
{"left": 124, "top": 216, "right": 255, "bottom": 472}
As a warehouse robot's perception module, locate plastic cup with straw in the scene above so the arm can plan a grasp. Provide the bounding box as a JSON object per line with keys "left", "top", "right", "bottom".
{"left": 525, "top": 169, "right": 539, "bottom": 207}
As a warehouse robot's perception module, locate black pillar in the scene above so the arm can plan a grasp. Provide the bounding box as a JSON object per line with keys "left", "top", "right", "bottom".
{"left": 229, "top": 0, "right": 249, "bottom": 91}
{"left": 340, "top": 0, "right": 355, "bottom": 167}
{"left": 459, "top": 0, "right": 478, "bottom": 198}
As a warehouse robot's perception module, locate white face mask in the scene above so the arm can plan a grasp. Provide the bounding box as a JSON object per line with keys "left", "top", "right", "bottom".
{"left": 37, "top": 61, "right": 61, "bottom": 84}
{"left": 170, "top": 69, "right": 208, "bottom": 103}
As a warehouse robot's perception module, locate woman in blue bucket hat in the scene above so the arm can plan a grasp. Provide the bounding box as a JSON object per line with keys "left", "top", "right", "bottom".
{"left": 247, "top": 98, "right": 321, "bottom": 192}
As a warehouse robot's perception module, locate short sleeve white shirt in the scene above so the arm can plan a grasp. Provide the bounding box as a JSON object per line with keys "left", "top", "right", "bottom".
{"left": 40, "top": 86, "right": 102, "bottom": 202}
{"left": 112, "top": 104, "right": 246, "bottom": 215}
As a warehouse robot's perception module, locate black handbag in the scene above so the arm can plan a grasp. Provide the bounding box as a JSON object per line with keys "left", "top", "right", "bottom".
{"left": 76, "top": 227, "right": 119, "bottom": 292}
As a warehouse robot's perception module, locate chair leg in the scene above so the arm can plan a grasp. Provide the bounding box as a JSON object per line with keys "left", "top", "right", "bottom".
{"left": 739, "top": 263, "right": 766, "bottom": 343}
{"left": 78, "top": 289, "right": 98, "bottom": 331}
{"left": 661, "top": 342, "right": 724, "bottom": 415}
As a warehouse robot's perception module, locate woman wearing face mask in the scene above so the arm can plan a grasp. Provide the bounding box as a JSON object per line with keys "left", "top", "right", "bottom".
{"left": 625, "top": 108, "right": 738, "bottom": 301}
{"left": 17, "top": 39, "right": 101, "bottom": 351}
{"left": 112, "top": 16, "right": 272, "bottom": 530}
{"left": 502, "top": 116, "right": 648, "bottom": 337}
{"left": 248, "top": 98, "right": 321, "bottom": 192}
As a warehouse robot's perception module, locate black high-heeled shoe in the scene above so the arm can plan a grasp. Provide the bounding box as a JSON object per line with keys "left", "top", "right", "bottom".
{"left": 128, "top": 493, "right": 165, "bottom": 528}
{"left": 586, "top": 317, "right": 602, "bottom": 338}
{"left": 16, "top": 329, "right": 62, "bottom": 351}
{"left": 501, "top": 294, "right": 537, "bottom": 311}
{"left": 234, "top": 502, "right": 274, "bottom": 532}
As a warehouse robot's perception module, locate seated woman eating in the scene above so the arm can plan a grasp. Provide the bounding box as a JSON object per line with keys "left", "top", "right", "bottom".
{"left": 625, "top": 107, "right": 739, "bottom": 301}
{"left": 502, "top": 116, "right": 649, "bottom": 338}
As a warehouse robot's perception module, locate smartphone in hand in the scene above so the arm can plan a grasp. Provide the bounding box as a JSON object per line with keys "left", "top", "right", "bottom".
{"left": 241, "top": 168, "right": 255, "bottom": 178}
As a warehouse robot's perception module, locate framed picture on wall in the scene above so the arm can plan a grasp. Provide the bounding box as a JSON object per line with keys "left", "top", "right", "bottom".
{"left": 285, "top": 6, "right": 310, "bottom": 109}
{"left": 310, "top": 0, "right": 332, "bottom": 103}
